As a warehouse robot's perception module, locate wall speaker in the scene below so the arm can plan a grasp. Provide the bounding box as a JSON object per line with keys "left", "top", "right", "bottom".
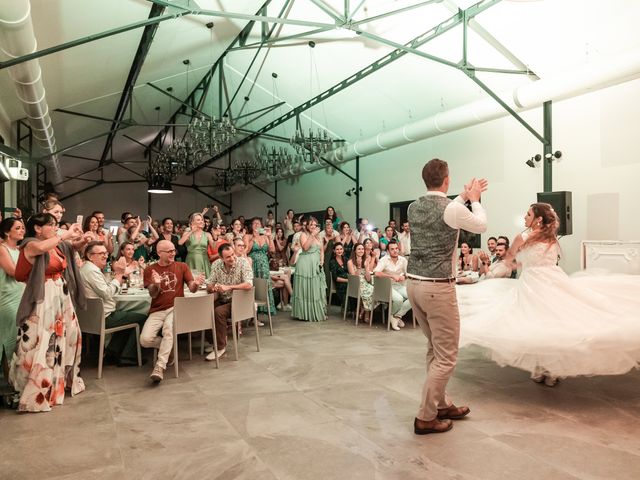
{"left": 537, "top": 191, "right": 572, "bottom": 236}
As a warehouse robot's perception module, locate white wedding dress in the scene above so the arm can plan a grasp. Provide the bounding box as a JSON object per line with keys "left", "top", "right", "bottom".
{"left": 457, "top": 239, "right": 640, "bottom": 378}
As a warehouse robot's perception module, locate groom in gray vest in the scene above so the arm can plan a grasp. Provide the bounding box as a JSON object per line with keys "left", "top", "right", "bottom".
{"left": 407, "top": 159, "right": 487, "bottom": 434}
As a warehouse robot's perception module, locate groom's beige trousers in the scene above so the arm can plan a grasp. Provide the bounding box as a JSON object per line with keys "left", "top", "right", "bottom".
{"left": 407, "top": 278, "right": 459, "bottom": 421}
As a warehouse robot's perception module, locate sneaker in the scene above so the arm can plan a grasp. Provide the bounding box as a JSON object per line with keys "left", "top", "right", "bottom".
{"left": 204, "top": 344, "right": 214, "bottom": 353}
{"left": 150, "top": 365, "right": 164, "bottom": 383}
{"left": 390, "top": 317, "right": 400, "bottom": 331}
{"left": 206, "top": 347, "right": 226, "bottom": 361}
{"left": 276, "top": 302, "right": 283, "bottom": 310}
{"left": 544, "top": 376, "right": 559, "bottom": 387}
{"left": 282, "top": 304, "right": 292, "bottom": 311}
{"left": 397, "top": 318, "right": 405, "bottom": 328}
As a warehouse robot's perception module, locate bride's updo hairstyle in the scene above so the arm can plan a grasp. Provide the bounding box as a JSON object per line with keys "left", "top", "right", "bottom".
{"left": 522, "top": 202, "right": 560, "bottom": 249}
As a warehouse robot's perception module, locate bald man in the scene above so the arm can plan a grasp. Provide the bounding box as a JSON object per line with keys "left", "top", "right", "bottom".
{"left": 141, "top": 240, "right": 205, "bottom": 383}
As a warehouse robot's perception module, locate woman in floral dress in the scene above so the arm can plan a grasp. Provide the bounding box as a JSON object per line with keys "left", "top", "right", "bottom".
{"left": 347, "top": 243, "right": 375, "bottom": 324}
{"left": 9, "top": 214, "right": 86, "bottom": 413}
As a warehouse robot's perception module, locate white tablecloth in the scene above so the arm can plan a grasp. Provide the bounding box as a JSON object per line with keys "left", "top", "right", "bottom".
{"left": 115, "top": 288, "right": 209, "bottom": 314}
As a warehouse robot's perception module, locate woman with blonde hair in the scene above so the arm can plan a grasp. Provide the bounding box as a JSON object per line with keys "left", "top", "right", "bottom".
{"left": 179, "top": 212, "right": 215, "bottom": 277}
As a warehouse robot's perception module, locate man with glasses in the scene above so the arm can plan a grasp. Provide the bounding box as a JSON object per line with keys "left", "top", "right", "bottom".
{"left": 80, "top": 241, "right": 146, "bottom": 366}
{"left": 141, "top": 240, "right": 205, "bottom": 383}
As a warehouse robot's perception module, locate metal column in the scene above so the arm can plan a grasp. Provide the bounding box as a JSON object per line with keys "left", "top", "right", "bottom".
{"left": 355, "top": 156, "right": 360, "bottom": 224}
{"left": 543, "top": 101, "right": 552, "bottom": 192}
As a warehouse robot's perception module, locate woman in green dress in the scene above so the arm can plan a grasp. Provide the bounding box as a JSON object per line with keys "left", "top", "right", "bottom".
{"left": 292, "top": 217, "right": 326, "bottom": 322}
{"left": 244, "top": 217, "right": 276, "bottom": 315}
{"left": 0, "top": 218, "right": 26, "bottom": 403}
{"left": 179, "top": 212, "right": 215, "bottom": 277}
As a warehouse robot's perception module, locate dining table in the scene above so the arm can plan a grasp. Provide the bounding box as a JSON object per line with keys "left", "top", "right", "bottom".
{"left": 115, "top": 287, "right": 209, "bottom": 315}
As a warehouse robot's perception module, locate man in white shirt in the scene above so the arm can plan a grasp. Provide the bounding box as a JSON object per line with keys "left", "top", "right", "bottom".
{"left": 486, "top": 236, "right": 497, "bottom": 263}
{"left": 80, "top": 241, "right": 147, "bottom": 366}
{"left": 478, "top": 243, "right": 512, "bottom": 279}
{"left": 357, "top": 218, "right": 379, "bottom": 247}
{"left": 407, "top": 158, "right": 487, "bottom": 435}
{"left": 398, "top": 221, "right": 411, "bottom": 257}
{"left": 374, "top": 241, "right": 412, "bottom": 331}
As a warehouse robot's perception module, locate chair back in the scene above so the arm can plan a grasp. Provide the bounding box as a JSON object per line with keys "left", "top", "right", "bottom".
{"left": 254, "top": 277, "right": 269, "bottom": 304}
{"left": 174, "top": 294, "right": 215, "bottom": 335}
{"left": 330, "top": 277, "right": 337, "bottom": 294}
{"left": 77, "top": 297, "right": 105, "bottom": 335}
{"left": 346, "top": 274, "right": 360, "bottom": 298}
{"left": 232, "top": 287, "right": 256, "bottom": 322}
{"left": 372, "top": 276, "right": 393, "bottom": 304}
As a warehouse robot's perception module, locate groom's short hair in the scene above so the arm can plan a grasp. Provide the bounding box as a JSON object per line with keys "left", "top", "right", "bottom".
{"left": 422, "top": 159, "right": 449, "bottom": 188}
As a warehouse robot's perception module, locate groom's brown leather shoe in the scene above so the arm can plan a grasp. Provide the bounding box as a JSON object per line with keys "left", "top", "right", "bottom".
{"left": 414, "top": 417, "right": 453, "bottom": 435}
{"left": 437, "top": 404, "right": 470, "bottom": 420}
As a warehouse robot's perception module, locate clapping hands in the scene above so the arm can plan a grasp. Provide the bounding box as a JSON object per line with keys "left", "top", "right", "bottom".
{"left": 463, "top": 178, "right": 488, "bottom": 202}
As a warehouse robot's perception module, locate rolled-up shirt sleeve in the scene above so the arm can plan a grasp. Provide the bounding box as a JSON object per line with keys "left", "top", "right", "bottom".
{"left": 443, "top": 196, "right": 487, "bottom": 234}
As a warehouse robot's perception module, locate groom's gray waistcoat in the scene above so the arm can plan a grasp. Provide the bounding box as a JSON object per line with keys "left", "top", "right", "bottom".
{"left": 407, "top": 195, "right": 458, "bottom": 279}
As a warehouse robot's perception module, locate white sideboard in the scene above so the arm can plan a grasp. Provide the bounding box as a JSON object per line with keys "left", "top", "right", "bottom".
{"left": 581, "top": 241, "right": 640, "bottom": 274}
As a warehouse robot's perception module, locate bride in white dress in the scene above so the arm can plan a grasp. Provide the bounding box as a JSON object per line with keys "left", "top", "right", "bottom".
{"left": 458, "top": 202, "right": 640, "bottom": 386}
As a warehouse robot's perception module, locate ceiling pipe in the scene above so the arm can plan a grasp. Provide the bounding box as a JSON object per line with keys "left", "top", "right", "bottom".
{"left": 324, "top": 48, "right": 640, "bottom": 164}
{"left": 0, "top": 0, "right": 64, "bottom": 187}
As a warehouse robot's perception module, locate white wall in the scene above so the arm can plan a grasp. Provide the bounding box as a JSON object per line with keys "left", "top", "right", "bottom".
{"left": 59, "top": 77, "right": 640, "bottom": 273}
{"left": 230, "top": 77, "right": 640, "bottom": 273}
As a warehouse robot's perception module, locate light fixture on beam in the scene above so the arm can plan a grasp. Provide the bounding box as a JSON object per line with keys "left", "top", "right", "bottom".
{"left": 147, "top": 174, "right": 173, "bottom": 194}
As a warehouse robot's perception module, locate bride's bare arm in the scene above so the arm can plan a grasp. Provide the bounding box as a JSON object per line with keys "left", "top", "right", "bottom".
{"left": 504, "top": 234, "right": 525, "bottom": 265}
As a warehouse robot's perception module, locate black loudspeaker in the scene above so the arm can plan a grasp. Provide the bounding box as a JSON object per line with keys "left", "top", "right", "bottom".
{"left": 537, "top": 191, "right": 572, "bottom": 236}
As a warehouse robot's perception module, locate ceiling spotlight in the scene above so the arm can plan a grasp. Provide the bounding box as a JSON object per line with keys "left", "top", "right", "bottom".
{"left": 308, "top": 41, "right": 316, "bottom": 48}
{"left": 525, "top": 154, "right": 541, "bottom": 168}
{"left": 545, "top": 150, "right": 563, "bottom": 160}
{"left": 206, "top": 22, "right": 214, "bottom": 29}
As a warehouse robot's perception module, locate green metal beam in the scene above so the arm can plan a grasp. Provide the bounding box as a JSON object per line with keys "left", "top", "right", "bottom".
{"left": 190, "top": 0, "right": 501, "bottom": 174}
{"left": 229, "top": 26, "right": 335, "bottom": 51}
{"left": 351, "top": 0, "right": 441, "bottom": 26}
{"left": 543, "top": 101, "right": 553, "bottom": 192}
{"left": 0, "top": 11, "right": 190, "bottom": 71}
{"left": 308, "top": 0, "right": 344, "bottom": 23}
{"left": 99, "top": 3, "right": 166, "bottom": 167}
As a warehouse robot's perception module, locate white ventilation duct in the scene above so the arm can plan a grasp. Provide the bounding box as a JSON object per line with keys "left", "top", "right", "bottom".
{"left": 232, "top": 47, "right": 640, "bottom": 192}
{"left": 0, "top": 0, "right": 63, "bottom": 187}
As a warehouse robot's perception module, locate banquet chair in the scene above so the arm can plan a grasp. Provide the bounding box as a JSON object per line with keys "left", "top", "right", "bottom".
{"left": 342, "top": 274, "right": 362, "bottom": 325}
{"left": 232, "top": 287, "right": 260, "bottom": 360}
{"left": 253, "top": 278, "right": 274, "bottom": 336}
{"left": 371, "top": 277, "right": 394, "bottom": 331}
{"left": 328, "top": 277, "right": 338, "bottom": 314}
{"left": 77, "top": 297, "right": 142, "bottom": 379}
{"left": 172, "top": 293, "right": 219, "bottom": 376}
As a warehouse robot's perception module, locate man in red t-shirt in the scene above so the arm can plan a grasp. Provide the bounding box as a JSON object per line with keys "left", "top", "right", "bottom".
{"left": 140, "top": 240, "right": 204, "bottom": 383}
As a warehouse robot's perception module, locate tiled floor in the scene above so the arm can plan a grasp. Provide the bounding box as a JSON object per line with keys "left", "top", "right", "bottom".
{"left": 2, "top": 312, "right": 640, "bottom": 480}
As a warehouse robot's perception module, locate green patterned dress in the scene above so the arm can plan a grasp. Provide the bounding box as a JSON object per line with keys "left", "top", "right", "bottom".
{"left": 248, "top": 241, "right": 276, "bottom": 314}
{"left": 292, "top": 242, "right": 326, "bottom": 321}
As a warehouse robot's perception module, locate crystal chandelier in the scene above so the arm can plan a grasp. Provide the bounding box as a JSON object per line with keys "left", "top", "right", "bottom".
{"left": 290, "top": 128, "right": 342, "bottom": 163}
{"left": 256, "top": 145, "right": 294, "bottom": 176}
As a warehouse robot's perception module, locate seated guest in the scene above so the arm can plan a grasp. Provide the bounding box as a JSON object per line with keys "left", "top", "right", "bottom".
{"left": 458, "top": 241, "right": 479, "bottom": 273}
{"left": 379, "top": 225, "right": 401, "bottom": 257}
{"left": 347, "top": 243, "right": 375, "bottom": 324}
{"left": 233, "top": 237, "right": 252, "bottom": 267}
{"left": 357, "top": 218, "right": 379, "bottom": 247}
{"left": 91, "top": 211, "right": 114, "bottom": 255}
{"left": 140, "top": 240, "right": 204, "bottom": 383}
{"left": 373, "top": 241, "right": 411, "bottom": 331}
{"left": 151, "top": 217, "right": 186, "bottom": 262}
{"left": 486, "top": 236, "right": 498, "bottom": 263}
{"left": 398, "top": 221, "right": 411, "bottom": 258}
{"left": 497, "top": 235, "right": 510, "bottom": 248}
{"left": 478, "top": 243, "right": 513, "bottom": 279}
{"left": 329, "top": 242, "right": 349, "bottom": 306}
{"left": 81, "top": 241, "right": 146, "bottom": 366}
{"left": 205, "top": 244, "right": 253, "bottom": 361}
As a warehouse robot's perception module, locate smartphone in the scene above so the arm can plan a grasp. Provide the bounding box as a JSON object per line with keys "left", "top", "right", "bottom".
{"left": 258, "top": 227, "right": 266, "bottom": 235}
{"left": 109, "top": 225, "right": 119, "bottom": 236}
{"left": 76, "top": 215, "right": 83, "bottom": 226}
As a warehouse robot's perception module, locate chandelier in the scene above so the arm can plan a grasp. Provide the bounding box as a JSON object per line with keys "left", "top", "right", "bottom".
{"left": 290, "top": 128, "right": 343, "bottom": 163}
{"left": 256, "top": 145, "right": 294, "bottom": 176}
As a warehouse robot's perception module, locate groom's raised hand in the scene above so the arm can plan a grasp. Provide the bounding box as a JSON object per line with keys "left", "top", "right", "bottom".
{"left": 465, "top": 178, "right": 488, "bottom": 202}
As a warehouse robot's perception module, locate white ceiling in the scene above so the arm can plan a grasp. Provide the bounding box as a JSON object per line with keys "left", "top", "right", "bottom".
{"left": 0, "top": 0, "right": 638, "bottom": 195}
